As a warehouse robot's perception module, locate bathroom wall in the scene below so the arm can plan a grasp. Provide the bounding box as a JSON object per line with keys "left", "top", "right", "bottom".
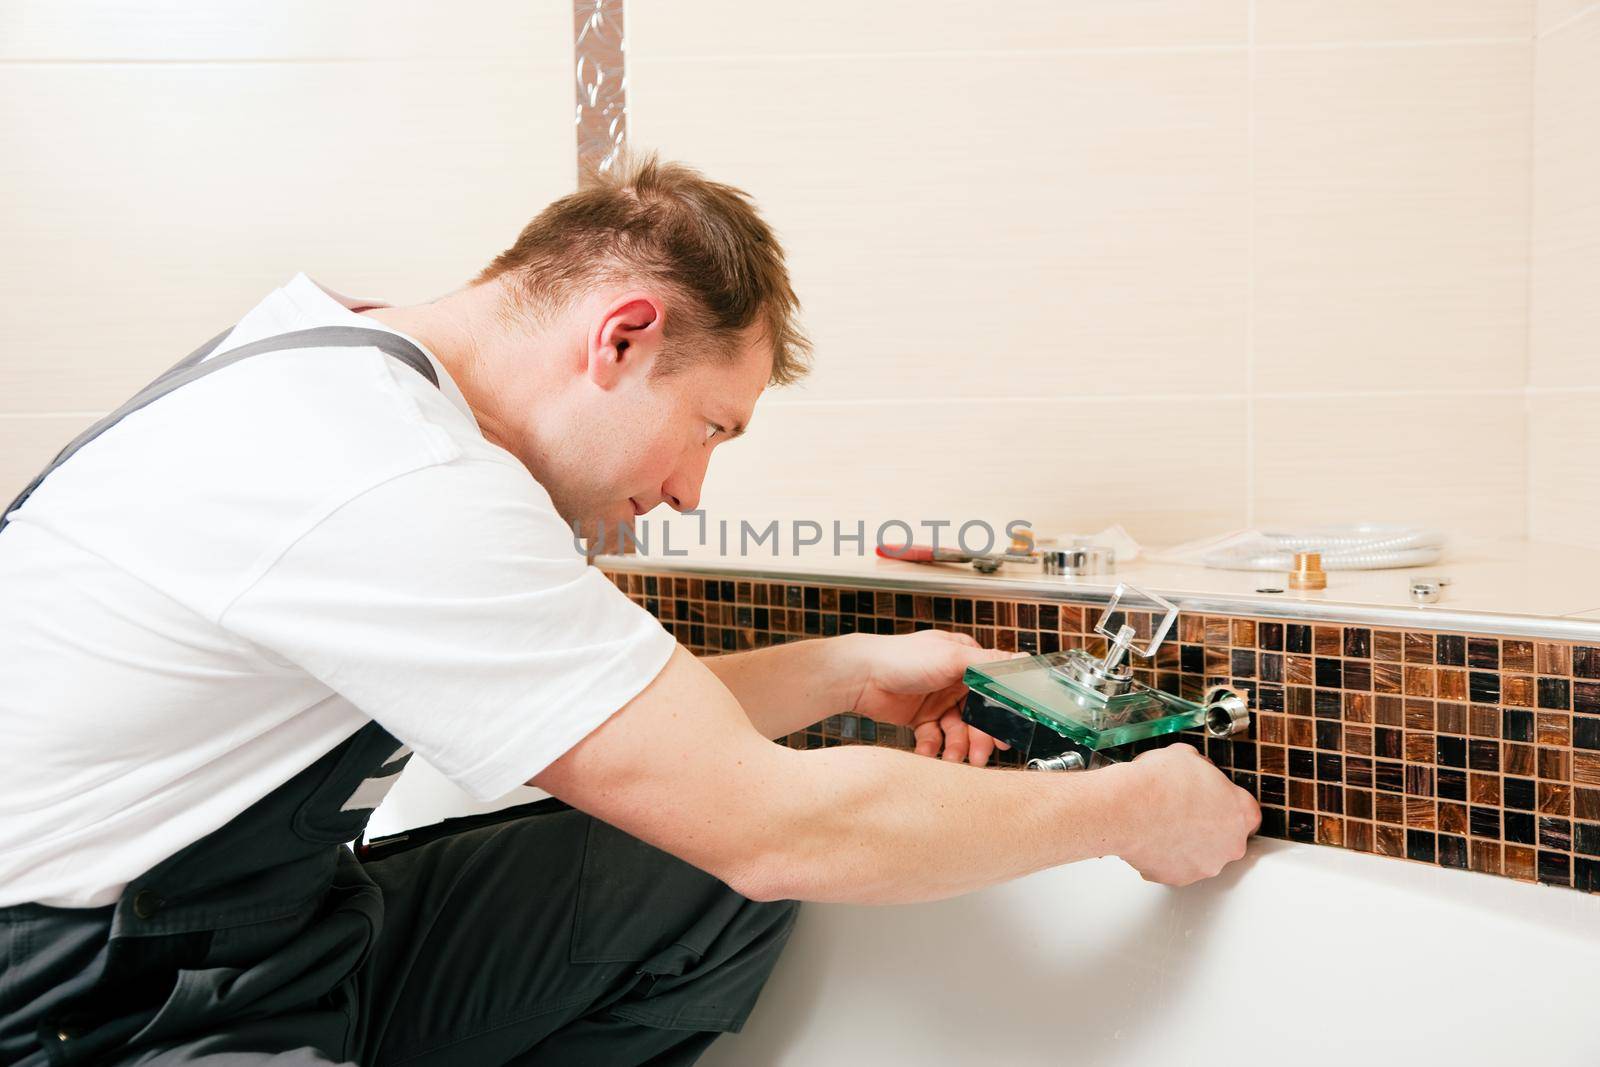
{"left": 4, "top": 3, "right": 1590, "bottom": 555}
{"left": 627, "top": 2, "right": 1537, "bottom": 547}
{"left": 0, "top": 1, "right": 576, "bottom": 498}
{"left": 1530, "top": 1, "right": 1600, "bottom": 549}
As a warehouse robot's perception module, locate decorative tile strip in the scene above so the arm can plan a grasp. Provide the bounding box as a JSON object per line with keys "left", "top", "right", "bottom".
{"left": 573, "top": 0, "right": 627, "bottom": 175}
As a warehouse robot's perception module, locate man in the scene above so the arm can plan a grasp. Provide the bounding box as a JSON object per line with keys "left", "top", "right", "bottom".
{"left": 0, "top": 156, "right": 1258, "bottom": 1065}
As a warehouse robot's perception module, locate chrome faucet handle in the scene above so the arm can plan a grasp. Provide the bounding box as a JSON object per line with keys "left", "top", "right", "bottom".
{"left": 1093, "top": 583, "right": 1179, "bottom": 664}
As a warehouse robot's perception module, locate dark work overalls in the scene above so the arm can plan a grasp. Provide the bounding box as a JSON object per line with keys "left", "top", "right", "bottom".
{"left": 0, "top": 327, "right": 797, "bottom": 1066}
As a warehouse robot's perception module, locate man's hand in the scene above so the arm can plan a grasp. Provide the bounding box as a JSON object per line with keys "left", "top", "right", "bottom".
{"left": 841, "top": 631, "right": 1014, "bottom": 767}
{"left": 1108, "top": 743, "right": 1261, "bottom": 886}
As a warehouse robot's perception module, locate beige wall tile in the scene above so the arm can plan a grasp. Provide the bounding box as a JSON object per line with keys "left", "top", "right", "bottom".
{"left": 0, "top": 0, "right": 571, "bottom": 60}
{"left": 0, "top": 414, "right": 97, "bottom": 502}
{"left": 1538, "top": 0, "right": 1600, "bottom": 35}
{"left": 0, "top": 60, "right": 573, "bottom": 412}
{"left": 631, "top": 50, "right": 1249, "bottom": 403}
{"left": 690, "top": 396, "right": 1249, "bottom": 547}
{"left": 630, "top": 0, "right": 1247, "bottom": 58}
{"left": 1531, "top": 10, "right": 1600, "bottom": 387}
{"left": 1253, "top": 394, "right": 1527, "bottom": 538}
{"left": 1529, "top": 392, "right": 1600, "bottom": 548}
{"left": 1256, "top": 1, "right": 1532, "bottom": 45}
{"left": 1253, "top": 43, "right": 1531, "bottom": 393}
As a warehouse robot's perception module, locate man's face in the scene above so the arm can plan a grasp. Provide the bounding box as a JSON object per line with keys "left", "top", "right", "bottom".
{"left": 568, "top": 342, "right": 770, "bottom": 547}
{"left": 501, "top": 292, "right": 771, "bottom": 548}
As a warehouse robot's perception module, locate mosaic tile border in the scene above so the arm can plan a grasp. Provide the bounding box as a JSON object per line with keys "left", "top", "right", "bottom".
{"left": 605, "top": 569, "right": 1600, "bottom": 895}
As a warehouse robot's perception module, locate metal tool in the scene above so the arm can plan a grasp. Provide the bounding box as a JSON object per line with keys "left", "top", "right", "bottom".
{"left": 875, "top": 543, "right": 1035, "bottom": 575}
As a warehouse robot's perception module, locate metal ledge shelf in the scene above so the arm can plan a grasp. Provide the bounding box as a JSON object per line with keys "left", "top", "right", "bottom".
{"left": 597, "top": 554, "right": 1600, "bottom": 643}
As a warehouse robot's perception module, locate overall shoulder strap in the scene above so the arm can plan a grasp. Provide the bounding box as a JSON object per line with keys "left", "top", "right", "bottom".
{"left": 1, "top": 326, "right": 441, "bottom": 532}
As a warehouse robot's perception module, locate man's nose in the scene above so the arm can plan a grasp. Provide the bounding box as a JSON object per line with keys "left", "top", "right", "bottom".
{"left": 662, "top": 454, "right": 709, "bottom": 513}
{"left": 663, "top": 481, "right": 701, "bottom": 514}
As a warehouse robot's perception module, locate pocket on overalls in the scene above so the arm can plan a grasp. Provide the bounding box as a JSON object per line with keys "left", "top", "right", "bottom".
{"left": 0, "top": 904, "right": 190, "bottom": 1060}
{"left": 125, "top": 863, "right": 378, "bottom": 1054}
{"left": 123, "top": 964, "right": 245, "bottom": 1048}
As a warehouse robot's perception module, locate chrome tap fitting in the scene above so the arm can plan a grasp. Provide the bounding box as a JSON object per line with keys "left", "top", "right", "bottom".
{"left": 1203, "top": 686, "right": 1251, "bottom": 737}
{"left": 1026, "top": 752, "right": 1088, "bottom": 772}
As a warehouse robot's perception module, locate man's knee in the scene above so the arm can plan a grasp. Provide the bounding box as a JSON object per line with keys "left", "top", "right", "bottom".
{"left": 615, "top": 891, "right": 797, "bottom": 1035}
{"left": 573, "top": 817, "right": 798, "bottom": 974}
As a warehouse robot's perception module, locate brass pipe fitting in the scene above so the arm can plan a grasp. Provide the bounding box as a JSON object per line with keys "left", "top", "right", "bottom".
{"left": 1288, "top": 551, "right": 1327, "bottom": 590}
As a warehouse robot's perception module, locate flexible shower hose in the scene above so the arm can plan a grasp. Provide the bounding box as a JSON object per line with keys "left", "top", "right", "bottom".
{"left": 1179, "top": 525, "right": 1445, "bottom": 571}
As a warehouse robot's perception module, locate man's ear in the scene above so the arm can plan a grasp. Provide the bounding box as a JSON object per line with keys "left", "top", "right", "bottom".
{"left": 589, "top": 294, "right": 665, "bottom": 389}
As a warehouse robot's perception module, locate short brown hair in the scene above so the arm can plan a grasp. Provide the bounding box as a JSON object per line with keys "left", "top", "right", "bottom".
{"left": 477, "top": 154, "right": 810, "bottom": 385}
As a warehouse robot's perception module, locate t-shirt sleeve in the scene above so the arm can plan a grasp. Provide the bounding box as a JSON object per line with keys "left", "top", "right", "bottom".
{"left": 218, "top": 457, "right": 677, "bottom": 800}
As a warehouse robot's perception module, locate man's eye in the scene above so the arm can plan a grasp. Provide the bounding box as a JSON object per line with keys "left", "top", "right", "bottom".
{"left": 705, "top": 423, "right": 723, "bottom": 442}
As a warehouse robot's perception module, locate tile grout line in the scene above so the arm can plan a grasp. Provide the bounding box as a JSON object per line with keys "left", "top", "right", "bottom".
{"left": 632, "top": 36, "right": 1536, "bottom": 66}
{"left": 1524, "top": 13, "right": 1540, "bottom": 542}
{"left": 759, "top": 387, "right": 1530, "bottom": 409}
{"left": 1537, "top": 2, "right": 1600, "bottom": 39}
{"left": 1253, "top": 35, "right": 1536, "bottom": 51}
{"left": 1244, "top": 0, "right": 1258, "bottom": 528}
{"left": 0, "top": 57, "right": 572, "bottom": 67}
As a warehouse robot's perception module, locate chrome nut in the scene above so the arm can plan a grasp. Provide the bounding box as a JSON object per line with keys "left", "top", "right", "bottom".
{"left": 1042, "top": 546, "right": 1114, "bottom": 576}
{"left": 1414, "top": 579, "right": 1452, "bottom": 604}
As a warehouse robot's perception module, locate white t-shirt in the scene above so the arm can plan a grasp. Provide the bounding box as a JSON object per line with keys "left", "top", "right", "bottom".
{"left": 0, "top": 274, "right": 676, "bottom": 908}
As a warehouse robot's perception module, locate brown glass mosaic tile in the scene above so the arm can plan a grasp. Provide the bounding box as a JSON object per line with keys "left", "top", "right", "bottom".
{"left": 605, "top": 567, "right": 1600, "bottom": 895}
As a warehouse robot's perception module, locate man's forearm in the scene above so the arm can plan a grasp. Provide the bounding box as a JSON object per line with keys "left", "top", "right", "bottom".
{"left": 737, "top": 744, "right": 1138, "bottom": 904}
{"left": 538, "top": 647, "right": 1253, "bottom": 904}
{"left": 540, "top": 647, "right": 1135, "bottom": 905}
{"left": 701, "top": 635, "right": 867, "bottom": 739}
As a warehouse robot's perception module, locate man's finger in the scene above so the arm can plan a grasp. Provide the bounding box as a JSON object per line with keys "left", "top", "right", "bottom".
{"left": 967, "top": 726, "right": 995, "bottom": 768}
{"left": 939, "top": 708, "right": 970, "bottom": 763}
{"left": 913, "top": 720, "right": 942, "bottom": 758}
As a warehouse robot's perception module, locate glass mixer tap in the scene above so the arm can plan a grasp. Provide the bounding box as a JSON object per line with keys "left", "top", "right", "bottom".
{"left": 960, "top": 584, "right": 1250, "bottom": 770}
